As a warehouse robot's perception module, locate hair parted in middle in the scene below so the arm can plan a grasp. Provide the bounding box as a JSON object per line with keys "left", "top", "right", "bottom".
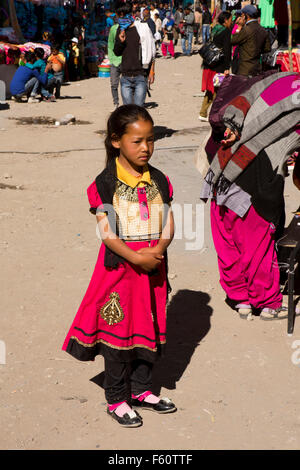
{"left": 104, "top": 104, "right": 154, "bottom": 166}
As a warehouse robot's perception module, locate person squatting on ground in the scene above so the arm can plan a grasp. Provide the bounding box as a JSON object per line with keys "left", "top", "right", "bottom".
{"left": 32, "top": 47, "right": 56, "bottom": 102}
{"left": 199, "top": 71, "right": 300, "bottom": 320}
{"left": 113, "top": 3, "right": 156, "bottom": 107}
{"left": 62, "top": 105, "right": 177, "bottom": 427}
{"left": 10, "top": 50, "right": 51, "bottom": 103}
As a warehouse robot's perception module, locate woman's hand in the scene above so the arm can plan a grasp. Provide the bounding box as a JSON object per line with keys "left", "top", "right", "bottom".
{"left": 221, "top": 127, "right": 240, "bottom": 148}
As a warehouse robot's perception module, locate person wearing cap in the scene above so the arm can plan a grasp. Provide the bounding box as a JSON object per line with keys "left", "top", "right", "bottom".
{"left": 231, "top": 4, "right": 270, "bottom": 77}
{"left": 69, "top": 37, "right": 80, "bottom": 81}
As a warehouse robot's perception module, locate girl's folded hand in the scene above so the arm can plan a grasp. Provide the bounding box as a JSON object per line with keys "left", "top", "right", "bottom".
{"left": 134, "top": 252, "right": 163, "bottom": 272}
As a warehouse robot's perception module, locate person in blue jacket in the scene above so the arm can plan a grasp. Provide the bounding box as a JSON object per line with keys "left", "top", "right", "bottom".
{"left": 10, "top": 51, "right": 51, "bottom": 103}
{"left": 31, "top": 47, "right": 56, "bottom": 101}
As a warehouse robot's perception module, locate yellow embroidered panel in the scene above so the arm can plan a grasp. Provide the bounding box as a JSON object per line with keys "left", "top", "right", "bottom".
{"left": 113, "top": 181, "right": 164, "bottom": 241}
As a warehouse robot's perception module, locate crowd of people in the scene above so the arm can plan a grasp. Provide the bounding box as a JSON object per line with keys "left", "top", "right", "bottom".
{"left": 7, "top": 13, "right": 86, "bottom": 103}
{"left": 7, "top": 1, "right": 217, "bottom": 104}
{"left": 199, "top": 4, "right": 272, "bottom": 121}
{"left": 8, "top": 1, "right": 288, "bottom": 108}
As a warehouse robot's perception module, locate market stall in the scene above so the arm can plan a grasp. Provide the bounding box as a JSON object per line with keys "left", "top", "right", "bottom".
{"left": 275, "top": 47, "right": 300, "bottom": 73}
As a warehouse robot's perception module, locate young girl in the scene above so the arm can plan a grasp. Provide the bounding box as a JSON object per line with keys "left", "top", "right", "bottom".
{"left": 62, "top": 105, "right": 176, "bottom": 428}
{"left": 161, "top": 25, "right": 175, "bottom": 59}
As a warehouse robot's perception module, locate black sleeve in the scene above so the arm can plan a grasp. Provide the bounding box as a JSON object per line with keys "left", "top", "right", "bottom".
{"left": 148, "top": 19, "right": 156, "bottom": 36}
{"left": 213, "top": 30, "right": 232, "bottom": 70}
{"left": 113, "top": 27, "right": 126, "bottom": 56}
{"left": 223, "top": 30, "right": 232, "bottom": 70}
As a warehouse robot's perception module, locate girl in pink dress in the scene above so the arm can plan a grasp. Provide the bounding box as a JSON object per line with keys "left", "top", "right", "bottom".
{"left": 62, "top": 105, "right": 177, "bottom": 427}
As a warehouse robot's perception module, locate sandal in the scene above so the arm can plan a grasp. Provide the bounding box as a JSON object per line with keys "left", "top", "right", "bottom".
{"left": 225, "top": 297, "right": 252, "bottom": 319}
{"left": 260, "top": 305, "right": 300, "bottom": 321}
{"left": 131, "top": 391, "right": 177, "bottom": 414}
{"left": 236, "top": 303, "right": 252, "bottom": 320}
{"left": 260, "top": 306, "right": 288, "bottom": 321}
{"left": 107, "top": 401, "right": 143, "bottom": 428}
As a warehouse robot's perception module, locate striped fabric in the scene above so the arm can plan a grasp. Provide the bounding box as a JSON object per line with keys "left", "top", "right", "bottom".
{"left": 205, "top": 72, "right": 300, "bottom": 190}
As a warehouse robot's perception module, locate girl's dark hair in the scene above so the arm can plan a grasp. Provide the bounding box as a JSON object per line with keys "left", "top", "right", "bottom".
{"left": 218, "top": 11, "right": 231, "bottom": 25}
{"left": 105, "top": 104, "right": 154, "bottom": 166}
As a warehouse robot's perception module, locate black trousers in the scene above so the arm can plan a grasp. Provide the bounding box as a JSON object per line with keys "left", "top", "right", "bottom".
{"left": 104, "top": 359, "right": 153, "bottom": 405}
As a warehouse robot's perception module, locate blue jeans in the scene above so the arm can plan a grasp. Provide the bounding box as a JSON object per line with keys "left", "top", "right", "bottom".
{"left": 202, "top": 24, "right": 210, "bottom": 44}
{"left": 15, "top": 77, "right": 39, "bottom": 98}
{"left": 41, "top": 76, "right": 56, "bottom": 97}
{"left": 181, "top": 32, "right": 193, "bottom": 55}
{"left": 53, "top": 71, "right": 64, "bottom": 98}
{"left": 120, "top": 75, "right": 147, "bottom": 107}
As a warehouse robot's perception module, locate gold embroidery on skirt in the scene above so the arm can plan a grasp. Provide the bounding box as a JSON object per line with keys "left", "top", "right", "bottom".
{"left": 99, "top": 292, "right": 124, "bottom": 326}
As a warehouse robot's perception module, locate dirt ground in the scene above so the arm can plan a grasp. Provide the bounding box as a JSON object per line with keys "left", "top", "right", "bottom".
{"left": 1, "top": 46, "right": 300, "bottom": 451}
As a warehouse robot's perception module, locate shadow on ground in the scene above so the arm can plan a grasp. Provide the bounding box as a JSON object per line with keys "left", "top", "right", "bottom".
{"left": 59, "top": 95, "right": 82, "bottom": 100}
{"left": 144, "top": 101, "right": 158, "bottom": 109}
{"left": 95, "top": 125, "right": 210, "bottom": 141}
{"left": 154, "top": 125, "right": 178, "bottom": 140}
{"left": 152, "top": 289, "right": 212, "bottom": 394}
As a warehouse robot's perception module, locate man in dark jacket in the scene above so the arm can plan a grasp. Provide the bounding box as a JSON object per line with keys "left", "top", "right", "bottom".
{"left": 231, "top": 4, "right": 270, "bottom": 77}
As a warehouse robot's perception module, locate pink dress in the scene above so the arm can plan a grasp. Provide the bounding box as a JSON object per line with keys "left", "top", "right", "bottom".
{"left": 62, "top": 176, "right": 173, "bottom": 363}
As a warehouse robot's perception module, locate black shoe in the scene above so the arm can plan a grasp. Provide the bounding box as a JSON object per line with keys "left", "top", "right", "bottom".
{"left": 107, "top": 407, "right": 143, "bottom": 427}
{"left": 131, "top": 396, "right": 177, "bottom": 414}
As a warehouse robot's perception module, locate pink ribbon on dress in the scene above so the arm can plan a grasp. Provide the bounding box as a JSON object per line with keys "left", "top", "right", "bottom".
{"left": 137, "top": 187, "right": 149, "bottom": 221}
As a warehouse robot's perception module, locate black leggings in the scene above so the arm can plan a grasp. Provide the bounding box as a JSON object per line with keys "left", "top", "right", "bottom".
{"left": 104, "top": 359, "right": 153, "bottom": 405}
